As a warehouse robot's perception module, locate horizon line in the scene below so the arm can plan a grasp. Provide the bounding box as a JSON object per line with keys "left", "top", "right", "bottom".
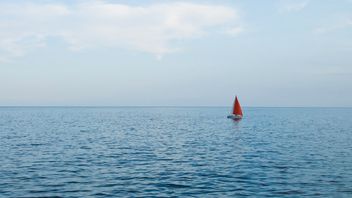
{"left": 0, "top": 105, "right": 351, "bottom": 108}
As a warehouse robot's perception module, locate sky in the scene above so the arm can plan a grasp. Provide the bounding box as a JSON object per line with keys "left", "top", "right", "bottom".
{"left": 0, "top": 0, "right": 351, "bottom": 107}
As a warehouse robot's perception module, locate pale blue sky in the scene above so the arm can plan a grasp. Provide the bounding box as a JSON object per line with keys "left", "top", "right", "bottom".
{"left": 0, "top": 0, "right": 351, "bottom": 106}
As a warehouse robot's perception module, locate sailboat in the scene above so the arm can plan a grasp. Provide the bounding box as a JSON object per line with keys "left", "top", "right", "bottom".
{"left": 227, "top": 96, "right": 243, "bottom": 120}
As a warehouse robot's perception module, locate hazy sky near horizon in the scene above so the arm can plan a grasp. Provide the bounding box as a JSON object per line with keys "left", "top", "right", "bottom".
{"left": 1, "top": 0, "right": 351, "bottom": 106}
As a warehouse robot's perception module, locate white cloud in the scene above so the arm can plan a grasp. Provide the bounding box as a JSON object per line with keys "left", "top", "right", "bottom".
{"left": 278, "top": 0, "right": 309, "bottom": 13}
{"left": 0, "top": 1, "right": 241, "bottom": 61}
{"left": 314, "top": 18, "right": 352, "bottom": 34}
{"left": 224, "top": 26, "right": 244, "bottom": 36}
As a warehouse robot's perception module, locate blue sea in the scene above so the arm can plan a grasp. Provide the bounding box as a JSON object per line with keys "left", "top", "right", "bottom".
{"left": 0, "top": 107, "right": 351, "bottom": 197}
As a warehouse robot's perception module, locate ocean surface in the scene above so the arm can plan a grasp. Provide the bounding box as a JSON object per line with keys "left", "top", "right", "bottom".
{"left": 0, "top": 107, "right": 351, "bottom": 197}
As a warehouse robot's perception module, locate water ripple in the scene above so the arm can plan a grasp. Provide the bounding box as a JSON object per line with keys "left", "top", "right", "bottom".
{"left": 0, "top": 107, "right": 351, "bottom": 197}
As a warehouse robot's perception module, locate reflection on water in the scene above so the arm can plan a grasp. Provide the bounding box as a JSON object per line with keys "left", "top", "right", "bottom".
{"left": 0, "top": 107, "right": 352, "bottom": 197}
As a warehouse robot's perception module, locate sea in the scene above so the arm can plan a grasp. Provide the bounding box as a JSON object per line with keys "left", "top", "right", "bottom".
{"left": 0, "top": 107, "right": 351, "bottom": 197}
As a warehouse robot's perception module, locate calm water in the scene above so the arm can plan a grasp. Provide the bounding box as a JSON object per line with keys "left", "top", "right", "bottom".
{"left": 0, "top": 107, "right": 352, "bottom": 197}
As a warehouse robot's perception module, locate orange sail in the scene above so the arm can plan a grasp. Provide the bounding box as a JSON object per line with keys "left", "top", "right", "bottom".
{"left": 233, "top": 96, "right": 243, "bottom": 116}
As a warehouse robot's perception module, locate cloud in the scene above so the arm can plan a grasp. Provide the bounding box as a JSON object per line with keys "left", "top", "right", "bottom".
{"left": 319, "top": 66, "right": 352, "bottom": 77}
{"left": 224, "top": 26, "right": 244, "bottom": 36}
{"left": 278, "top": 0, "right": 309, "bottom": 13}
{"left": 0, "top": 1, "right": 241, "bottom": 61}
{"left": 314, "top": 18, "right": 352, "bottom": 34}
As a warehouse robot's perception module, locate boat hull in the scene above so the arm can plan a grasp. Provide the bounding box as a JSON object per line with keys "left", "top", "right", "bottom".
{"left": 227, "top": 114, "right": 243, "bottom": 120}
